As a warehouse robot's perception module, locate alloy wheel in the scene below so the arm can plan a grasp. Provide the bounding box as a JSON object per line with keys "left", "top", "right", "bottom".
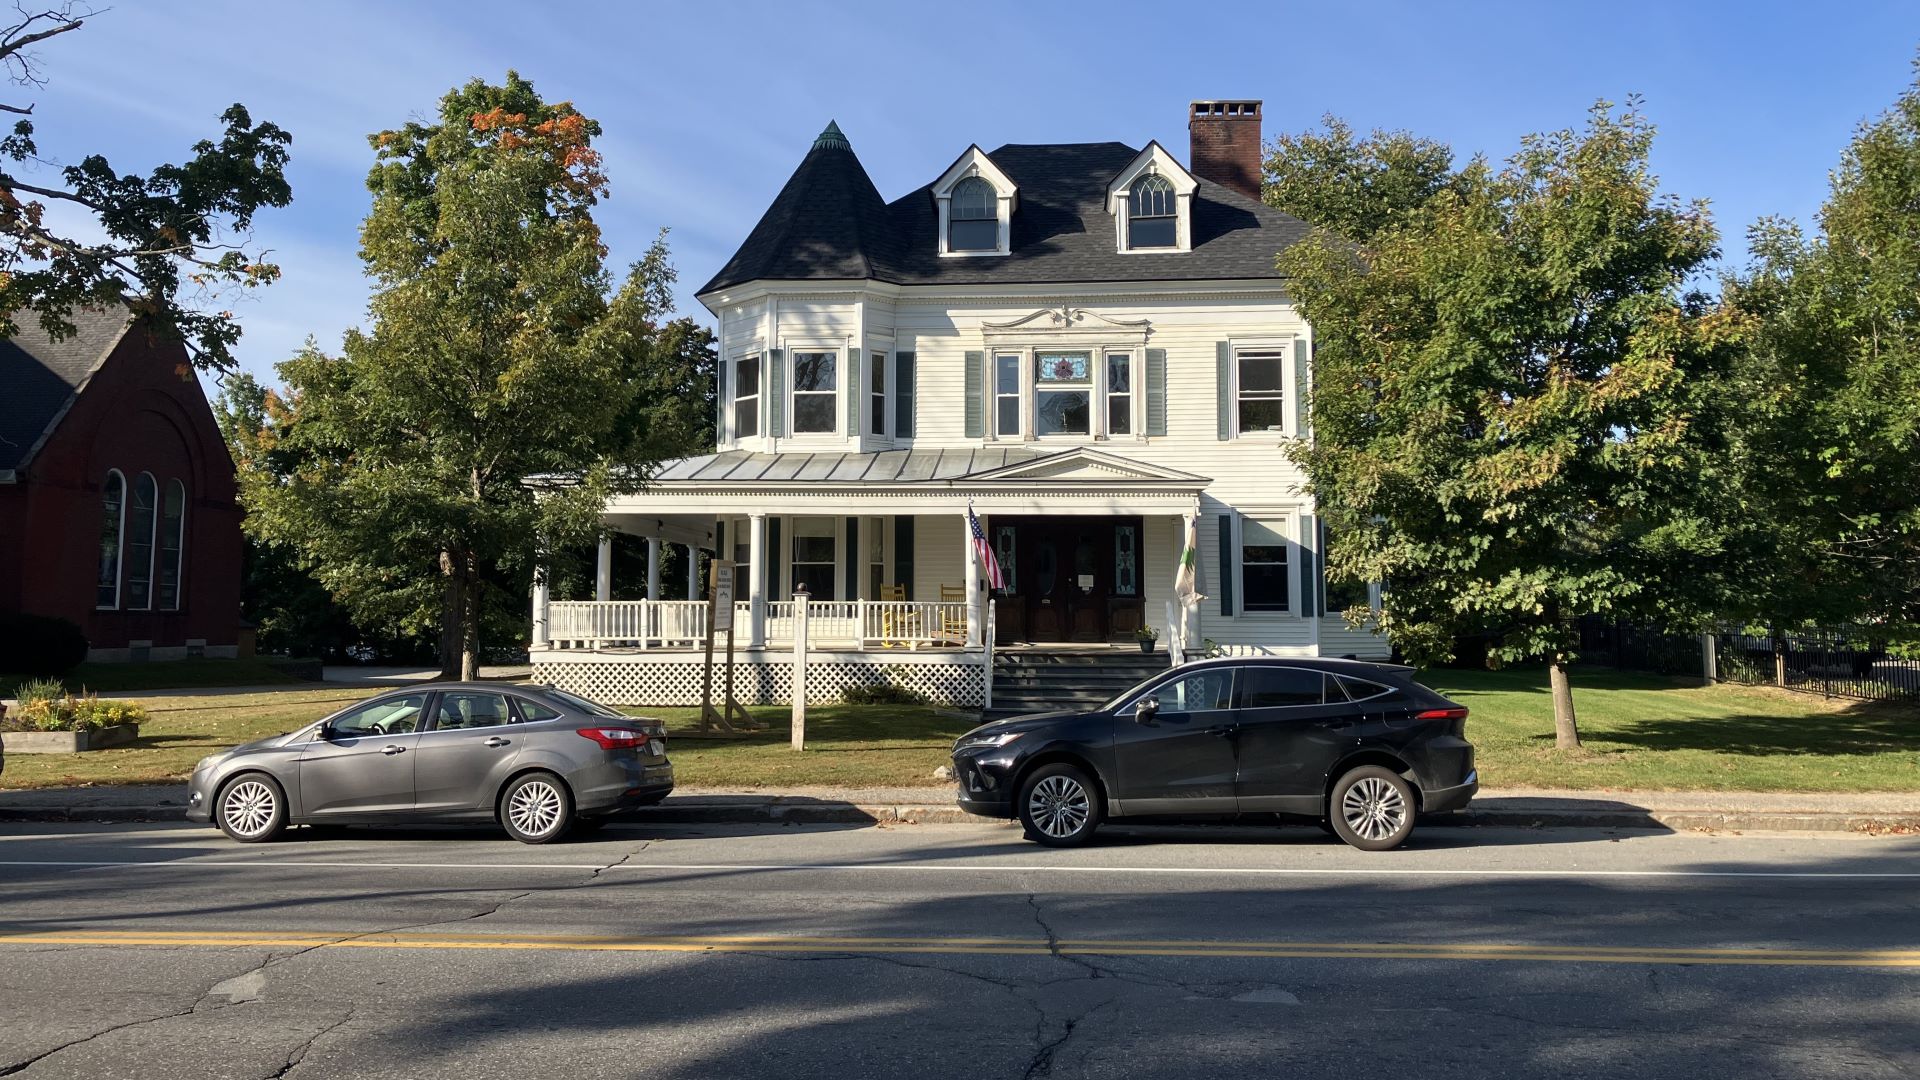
{"left": 1340, "top": 776, "right": 1408, "bottom": 842}
{"left": 507, "top": 780, "right": 564, "bottom": 838}
{"left": 1027, "top": 775, "right": 1090, "bottom": 839}
{"left": 222, "top": 780, "right": 278, "bottom": 839}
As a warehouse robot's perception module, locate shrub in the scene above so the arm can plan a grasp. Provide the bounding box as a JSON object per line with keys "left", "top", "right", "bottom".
{"left": 2, "top": 692, "right": 147, "bottom": 732}
{"left": 10, "top": 676, "right": 67, "bottom": 703}
{"left": 0, "top": 612, "right": 88, "bottom": 677}
{"left": 839, "top": 682, "right": 929, "bottom": 706}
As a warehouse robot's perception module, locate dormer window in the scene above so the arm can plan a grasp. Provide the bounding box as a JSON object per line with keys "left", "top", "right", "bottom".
{"left": 932, "top": 145, "right": 1016, "bottom": 257}
{"left": 1108, "top": 141, "right": 1197, "bottom": 254}
{"left": 949, "top": 177, "right": 998, "bottom": 251}
{"left": 1128, "top": 175, "right": 1178, "bottom": 248}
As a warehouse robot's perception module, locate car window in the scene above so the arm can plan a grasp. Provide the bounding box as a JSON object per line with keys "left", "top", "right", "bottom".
{"left": 1153, "top": 669, "right": 1235, "bottom": 713}
{"left": 434, "top": 692, "right": 512, "bottom": 731}
{"left": 1238, "top": 667, "right": 1329, "bottom": 708}
{"left": 1336, "top": 675, "right": 1396, "bottom": 702}
{"left": 542, "top": 687, "right": 624, "bottom": 718}
{"left": 512, "top": 697, "right": 561, "bottom": 723}
{"left": 330, "top": 694, "right": 427, "bottom": 737}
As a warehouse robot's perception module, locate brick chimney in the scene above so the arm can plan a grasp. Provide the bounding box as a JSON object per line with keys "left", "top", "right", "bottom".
{"left": 1188, "top": 100, "right": 1262, "bottom": 201}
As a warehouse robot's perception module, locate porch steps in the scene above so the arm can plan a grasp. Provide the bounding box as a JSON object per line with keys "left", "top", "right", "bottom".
{"left": 990, "top": 648, "right": 1171, "bottom": 714}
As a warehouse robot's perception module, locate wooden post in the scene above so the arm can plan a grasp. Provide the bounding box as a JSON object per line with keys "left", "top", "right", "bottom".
{"left": 791, "top": 589, "right": 810, "bottom": 750}
{"left": 646, "top": 538, "right": 661, "bottom": 601}
{"left": 530, "top": 567, "right": 550, "bottom": 650}
{"left": 595, "top": 537, "right": 613, "bottom": 602}
{"left": 962, "top": 511, "right": 981, "bottom": 647}
{"left": 983, "top": 597, "right": 996, "bottom": 711}
{"left": 698, "top": 559, "right": 758, "bottom": 735}
{"left": 1701, "top": 631, "right": 1718, "bottom": 687}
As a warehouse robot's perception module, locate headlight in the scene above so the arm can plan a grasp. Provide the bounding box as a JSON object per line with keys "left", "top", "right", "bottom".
{"left": 954, "top": 730, "right": 1021, "bottom": 752}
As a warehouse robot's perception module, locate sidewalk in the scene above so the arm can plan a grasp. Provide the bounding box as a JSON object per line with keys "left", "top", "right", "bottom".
{"left": 4, "top": 783, "right": 1918, "bottom": 833}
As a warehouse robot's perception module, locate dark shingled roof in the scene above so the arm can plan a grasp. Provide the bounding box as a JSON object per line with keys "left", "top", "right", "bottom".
{"left": 698, "top": 133, "right": 1310, "bottom": 297}
{"left": 0, "top": 309, "right": 131, "bottom": 472}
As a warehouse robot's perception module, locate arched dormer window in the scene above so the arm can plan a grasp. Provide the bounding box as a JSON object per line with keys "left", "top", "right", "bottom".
{"left": 949, "top": 177, "right": 998, "bottom": 251}
{"left": 1128, "top": 174, "right": 1178, "bottom": 248}
{"left": 97, "top": 469, "right": 126, "bottom": 609}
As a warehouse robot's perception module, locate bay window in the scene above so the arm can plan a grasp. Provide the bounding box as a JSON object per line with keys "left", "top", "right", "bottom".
{"left": 791, "top": 351, "right": 837, "bottom": 434}
{"left": 870, "top": 351, "right": 887, "bottom": 437}
{"left": 733, "top": 353, "right": 760, "bottom": 439}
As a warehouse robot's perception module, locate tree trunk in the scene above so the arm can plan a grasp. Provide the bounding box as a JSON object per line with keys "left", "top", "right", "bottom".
{"left": 437, "top": 550, "right": 463, "bottom": 680}
{"left": 1549, "top": 656, "right": 1581, "bottom": 750}
{"left": 460, "top": 576, "right": 481, "bottom": 682}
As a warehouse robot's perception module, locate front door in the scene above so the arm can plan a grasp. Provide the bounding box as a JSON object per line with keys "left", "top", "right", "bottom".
{"left": 1110, "top": 666, "right": 1240, "bottom": 813}
{"left": 993, "top": 516, "right": 1141, "bottom": 643}
{"left": 1231, "top": 667, "right": 1361, "bottom": 814}
{"left": 413, "top": 691, "right": 525, "bottom": 813}
{"left": 297, "top": 693, "right": 428, "bottom": 817}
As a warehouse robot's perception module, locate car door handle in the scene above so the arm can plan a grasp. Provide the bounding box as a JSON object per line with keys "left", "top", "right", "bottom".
{"left": 1207, "top": 725, "right": 1238, "bottom": 738}
{"left": 381, "top": 744, "right": 407, "bottom": 755}
{"left": 484, "top": 737, "right": 511, "bottom": 748}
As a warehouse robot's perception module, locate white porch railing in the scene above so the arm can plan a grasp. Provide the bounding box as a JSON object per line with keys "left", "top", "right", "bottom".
{"left": 547, "top": 599, "right": 971, "bottom": 650}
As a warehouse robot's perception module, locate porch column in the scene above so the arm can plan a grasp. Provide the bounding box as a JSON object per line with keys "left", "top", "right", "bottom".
{"left": 686, "top": 543, "right": 700, "bottom": 600}
{"left": 594, "top": 537, "right": 613, "bottom": 602}
{"left": 531, "top": 566, "right": 551, "bottom": 649}
{"left": 747, "top": 512, "right": 768, "bottom": 648}
{"left": 645, "top": 538, "right": 662, "bottom": 601}
{"left": 962, "top": 512, "right": 982, "bottom": 648}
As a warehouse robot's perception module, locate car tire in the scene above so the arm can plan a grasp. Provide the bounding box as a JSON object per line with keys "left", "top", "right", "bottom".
{"left": 1017, "top": 763, "right": 1102, "bottom": 848}
{"left": 1328, "top": 765, "right": 1418, "bottom": 852}
{"left": 499, "top": 771, "right": 573, "bottom": 844}
{"left": 216, "top": 773, "right": 288, "bottom": 843}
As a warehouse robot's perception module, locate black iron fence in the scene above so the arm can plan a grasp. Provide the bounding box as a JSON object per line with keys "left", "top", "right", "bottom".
{"left": 1577, "top": 620, "right": 1705, "bottom": 677}
{"left": 1713, "top": 630, "right": 1920, "bottom": 703}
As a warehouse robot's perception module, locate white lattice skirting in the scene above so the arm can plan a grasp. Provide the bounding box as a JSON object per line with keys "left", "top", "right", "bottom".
{"left": 531, "top": 650, "right": 987, "bottom": 707}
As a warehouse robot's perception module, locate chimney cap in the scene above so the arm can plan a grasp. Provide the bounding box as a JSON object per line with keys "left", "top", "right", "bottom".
{"left": 1189, "top": 100, "right": 1262, "bottom": 118}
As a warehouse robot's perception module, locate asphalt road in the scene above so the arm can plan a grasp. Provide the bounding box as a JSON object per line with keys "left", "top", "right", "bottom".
{"left": 1, "top": 819, "right": 1916, "bottom": 1079}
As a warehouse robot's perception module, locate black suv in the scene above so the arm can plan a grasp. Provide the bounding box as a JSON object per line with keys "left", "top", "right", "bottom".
{"left": 953, "top": 657, "right": 1476, "bottom": 851}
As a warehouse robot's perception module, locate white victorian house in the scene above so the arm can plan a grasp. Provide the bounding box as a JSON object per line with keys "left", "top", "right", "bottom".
{"left": 531, "top": 100, "right": 1384, "bottom": 710}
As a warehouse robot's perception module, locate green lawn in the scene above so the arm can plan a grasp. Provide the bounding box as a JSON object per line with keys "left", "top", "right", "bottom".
{"left": 1423, "top": 667, "right": 1920, "bottom": 792}
{"left": 2, "top": 657, "right": 310, "bottom": 696}
{"left": 2, "top": 669, "right": 1915, "bottom": 794}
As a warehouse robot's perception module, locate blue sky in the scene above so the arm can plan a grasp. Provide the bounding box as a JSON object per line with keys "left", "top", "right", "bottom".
{"left": 21, "top": 0, "right": 1920, "bottom": 387}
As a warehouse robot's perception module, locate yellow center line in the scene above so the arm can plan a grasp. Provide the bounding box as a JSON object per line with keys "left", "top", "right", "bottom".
{"left": 2, "top": 929, "right": 1916, "bottom": 968}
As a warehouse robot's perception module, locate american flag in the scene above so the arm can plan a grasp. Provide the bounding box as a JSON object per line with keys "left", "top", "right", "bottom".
{"left": 968, "top": 504, "right": 1005, "bottom": 590}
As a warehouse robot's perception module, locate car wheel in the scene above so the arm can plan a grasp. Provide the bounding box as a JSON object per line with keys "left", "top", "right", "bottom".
{"left": 216, "top": 774, "right": 288, "bottom": 843}
{"left": 1328, "top": 765, "right": 1417, "bottom": 852}
{"left": 1018, "top": 763, "right": 1102, "bottom": 848}
{"left": 499, "top": 771, "right": 572, "bottom": 844}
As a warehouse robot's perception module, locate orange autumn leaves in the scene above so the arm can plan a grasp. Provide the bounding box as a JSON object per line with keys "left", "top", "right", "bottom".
{"left": 470, "top": 104, "right": 605, "bottom": 197}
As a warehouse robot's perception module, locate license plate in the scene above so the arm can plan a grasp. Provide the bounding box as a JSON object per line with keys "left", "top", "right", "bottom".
{"left": 648, "top": 739, "right": 665, "bottom": 756}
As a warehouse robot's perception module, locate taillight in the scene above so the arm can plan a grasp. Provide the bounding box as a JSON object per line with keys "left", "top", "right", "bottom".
{"left": 1415, "top": 707, "right": 1469, "bottom": 722}
{"left": 577, "top": 727, "right": 647, "bottom": 750}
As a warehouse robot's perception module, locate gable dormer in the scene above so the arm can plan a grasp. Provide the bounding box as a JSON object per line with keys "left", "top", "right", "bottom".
{"left": 931, "top": 145, "right": 1016, "bottom": 258}
{"left": 1106, "top": 141, "right": 1198, "bottom": 254}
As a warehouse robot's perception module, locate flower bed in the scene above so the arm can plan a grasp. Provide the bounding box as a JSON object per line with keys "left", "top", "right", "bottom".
{"left": 0, "top": 689, "right": 146, "bottom": 753}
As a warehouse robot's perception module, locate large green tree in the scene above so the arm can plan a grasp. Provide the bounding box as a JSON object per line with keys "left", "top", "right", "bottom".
{"left": 1723, "top": 62, "right": 1920, "bottom": 634}
{"left": 1281, "top": 100, "right": 1741, "bottom": 746}
{"left": 1262, "top": 115, "right": 1457, "bottom": 242}
{"left": 0, "top": 5, "right": 291, "bottom": 371}
{"left": 238, "top": 74, "right": 706, "bottom": 679}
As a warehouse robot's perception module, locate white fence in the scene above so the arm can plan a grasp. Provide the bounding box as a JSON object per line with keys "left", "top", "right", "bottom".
{"left": 548, "top": 598, "right": 971, "bottom": 651}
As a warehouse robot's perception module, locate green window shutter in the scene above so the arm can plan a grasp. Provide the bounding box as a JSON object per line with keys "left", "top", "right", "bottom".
{"left": 1293, "top": 337, "right": 1311, "bottom": 438}
{"left": 1217, "top": 513, "right": 1235, "bottom": 617}
{"left": 1216, "top": 341, "right": 1232, "bottom": 441}
{"left": 845, "top": 517, "right": 859, "bottom": 601}
{"left": 894, "top": 516, "right": 915, "bottom": 600}
{"left": 768, "top": 349, "right": 785, "bottom": 438}
{"left": 963, "top": 351, "right": 984, "bottom": 438}
{"left": 1298, "top": 513, "right": 1318, "bottom": 618}
{"left": 766, "top": 517, "right": 782, "bottom": 600}
{"left": 894, "top": 352, "right": 916, "bottom": 438}
{"left": 1145, "top": 348, "right": 1167, "bottom": 436}
{"left": 846, "top": 346, "right": 861, "bottom": 435}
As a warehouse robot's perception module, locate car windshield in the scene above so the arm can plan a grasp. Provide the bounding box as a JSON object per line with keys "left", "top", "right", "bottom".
{"left": 540, "top": 687, "right": 626, "bottom": 718}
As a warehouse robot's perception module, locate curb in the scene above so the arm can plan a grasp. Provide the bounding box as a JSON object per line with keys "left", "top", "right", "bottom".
{"left": 4, "top": 802, "right": 1917, "bottom": 833}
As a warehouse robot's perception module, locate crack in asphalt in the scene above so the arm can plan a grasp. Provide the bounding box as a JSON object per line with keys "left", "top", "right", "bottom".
{"left": 262, "top": 1008, "right": 356, "bottom": 1080}
{"left": 0, "top": 1002, "right": 204, "bottom": 1076}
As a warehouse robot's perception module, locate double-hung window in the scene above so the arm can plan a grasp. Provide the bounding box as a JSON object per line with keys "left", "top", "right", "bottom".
{"left": 1034, "top": 352, "right": 1091, "bottom": 437}
{"left": 1106, "top": 352, "right": 1133, "bottom": 436}
{"left": 733, "top": 353, "right": 761, "bottom": 439}
{"left": 994, "top": 353, "right": 1021, "bottom": 436}
{"left": 1236, "top": 348, "right": 1287, "bottom": 435}
{"left": 791, "top": 351, "right": 837, "bottom": 435}
{"left": 791, "top": 517, "right": 836, "bottom": 598}
{"left": 1240, "top": 517, "right": 1291, "bottom": 613}
{"left": 870, "top": 351, "right": 887, "bottom": 437}
{"left": 949, "top": 177, "right": 998, "bottom": 252}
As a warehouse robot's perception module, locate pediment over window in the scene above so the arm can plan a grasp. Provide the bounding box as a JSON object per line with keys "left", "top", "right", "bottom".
{"left": 980, "top": 305, "right": 1152, "bottom": 346}
{"left": 962, "top": 447, "right": 1209, "bottom": 484}
{"left": 931, "top": 145, "right": 1017, "bottom": 257}
{"left": 1106, "top": 141, "right": 1198, "bottom": 254}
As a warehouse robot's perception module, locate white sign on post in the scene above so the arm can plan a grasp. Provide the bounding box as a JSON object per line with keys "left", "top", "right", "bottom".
{"left": 711, "top": 561, "right": 735, "bottom": 632}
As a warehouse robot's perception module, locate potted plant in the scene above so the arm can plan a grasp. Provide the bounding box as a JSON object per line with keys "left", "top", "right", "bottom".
{"left": 1135, "top": 625, "right": 1161, "bottom": 654}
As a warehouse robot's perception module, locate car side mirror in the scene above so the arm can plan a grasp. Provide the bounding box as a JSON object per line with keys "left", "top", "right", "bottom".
{"left": 313, "top": 721, "right": 332, "bottom": 741}
{"left": 1134, "top": 696, "right": 1160, "bottom": 724}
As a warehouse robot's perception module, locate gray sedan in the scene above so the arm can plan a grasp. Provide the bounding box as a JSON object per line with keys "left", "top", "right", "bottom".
{"left": 185, "top": 682, "right": 673, "bottom": 844}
